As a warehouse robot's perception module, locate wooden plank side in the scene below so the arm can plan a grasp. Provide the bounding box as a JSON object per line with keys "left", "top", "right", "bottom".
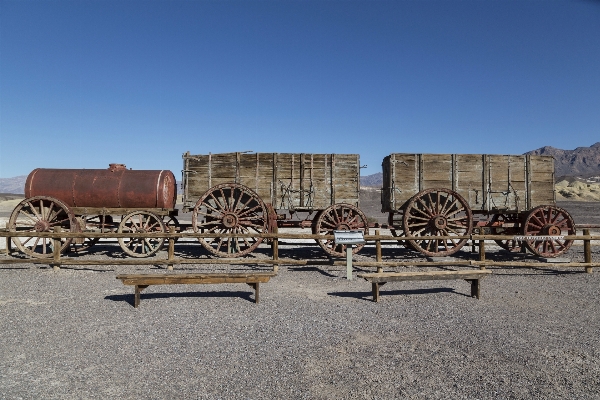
{"left": 455, "top": 154, "right": 484, "bottom": 210}
{"left": 422, "top": 154, "right": 452, "bottom": 188}
{"left": 486, "top": 155, "right": 528, "bottom": 211}
{"left": 184, "top": 154, "right": 212, "bottom": 200}
{"left": 332, "top": 154, "right": 360, "bottom": 207}
{"left": 274, "top": 153, "right": 300, "bottom": 209}
{"left": 388, "top": 154, "right": 419, "bottom": 209}
{"left": 528, "top": 156, "right": 555, "bottom": 207}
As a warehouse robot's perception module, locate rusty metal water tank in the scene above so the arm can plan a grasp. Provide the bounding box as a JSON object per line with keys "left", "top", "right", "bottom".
{"left": 25, "top": 164, "right": 177, "bottom": 209}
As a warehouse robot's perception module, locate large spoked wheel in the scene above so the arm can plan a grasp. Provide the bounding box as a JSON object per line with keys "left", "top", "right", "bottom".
{"left": 192, "top": 183, "right": 268, "bottom": 258}
{"left": 313, "top": 203, "right": 369, "bottom": 257}
{"left": 490, "top": 213, "right": 523, "bottom": 253}
{"left": 8, "top": 196, "right": 77, "bottom": 258}
{"left": 118, "top": 211, "right": 166, "bottom": 258}
{"left": 523, "top": 205, "right": 575, "bottom": 257}
{"left": 403, "top": 188, "right": 473, "bottom": 257}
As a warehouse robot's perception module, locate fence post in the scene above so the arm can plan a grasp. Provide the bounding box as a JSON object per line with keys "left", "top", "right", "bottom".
{"left": 167, "top": 226, "right": 175, "bottom": 271}
{"left": 375, "top": 229, "right": 383, "bottom": 273}
{"left": 478, "top": 237, "right": 486, "bottom": 270}
{"left": 271, "top": 225, "right": 279, "bottom": 273}
{"left": 584, "top": 228, "right": 592, "bottom": 274}
{"left": 52, "top": 226, "right": 61, "bottom": 271}
{"left": 5, "top": 222, "right": 12, "bottom": 256}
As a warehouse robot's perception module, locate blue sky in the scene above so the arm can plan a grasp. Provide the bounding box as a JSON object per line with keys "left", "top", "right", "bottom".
{"left": 1, "top": 0, "right": 599, "bottom": 178}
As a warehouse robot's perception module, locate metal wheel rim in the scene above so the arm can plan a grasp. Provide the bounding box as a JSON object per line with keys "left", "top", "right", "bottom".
{"left": 192, "top": 183, "right": 267, "bottom": 258}
{"left": 8, "top": 196, "right": 76, "bottom": 258}
{"left": 523, "top": 205, "right": 575, "bottom": 257}
{"left": 402, "top": 188, "right": 473, "bottom": 257}
{"left": 313, "top": 203, "right": 369, "bottom": 257}
{"left": 118, "top": 211, "right": 166, "bottom": 258}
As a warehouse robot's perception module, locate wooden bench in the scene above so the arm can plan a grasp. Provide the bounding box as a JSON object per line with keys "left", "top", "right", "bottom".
{"left": 356, "top": 270, "right": 492, "bottom": 302}
{"left": 116, "top": 272, "right": 277, "bottom": 308}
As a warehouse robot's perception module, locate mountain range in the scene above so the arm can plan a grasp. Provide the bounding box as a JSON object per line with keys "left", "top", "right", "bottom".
{"left": 1, "top": 143, "right": 599, "bottom": 193}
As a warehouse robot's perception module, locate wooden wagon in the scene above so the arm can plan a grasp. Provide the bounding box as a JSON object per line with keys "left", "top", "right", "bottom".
{"left": 182, "top": 151, "right": 368, "bottom": 257}
{"left": 381, "top": 153, "right": 575, "bottom": 257}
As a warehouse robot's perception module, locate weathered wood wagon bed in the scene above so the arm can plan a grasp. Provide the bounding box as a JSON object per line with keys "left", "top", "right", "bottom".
{"left": 182, "top": 151, "right": 368, "bottom": 258}
{"left": 381, "top": 153, "right": 575, "bottom": 257}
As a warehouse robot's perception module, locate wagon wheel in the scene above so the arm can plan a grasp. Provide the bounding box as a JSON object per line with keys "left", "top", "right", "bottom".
{"left": 403, "top": 188, "right": 473, "bottom": 257}
{"left": 490, "top": 213, "right": 523, "bottom": 252}
{"left": 118, "top": 211, "right": 166, "bottom": 258}
{"left": 522, "top": 205, "right": 575, "bottom": 257}
{"left": 8, "top": 196, "right": 77, "bottom": 258}
{"left": 163, "top": 216, "right": 180, "bottom": 243}
{"left": 70, "top": 215, "right": 115, "bottom": 253}
{"left": 313, "top": 203, "right": 369, "bottom": 257}
{"left": 192, "top": 183, "right": 267, "bottom": 257}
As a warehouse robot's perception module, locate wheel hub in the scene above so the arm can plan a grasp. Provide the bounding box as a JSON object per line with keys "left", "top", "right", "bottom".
{"left": 34, "top": 220, "right": 51, "bottom": 232}
{"left": 543, "top": 225, "right": 561, "bottom": 236}
{"left": 432, "top": 215, "right": 447, "bottom": 230}
{"left": 222, "top": 212, "right": 239, "bottom": 228}
{"left": 336, "top": 223, "right": 352, "bottom": 230}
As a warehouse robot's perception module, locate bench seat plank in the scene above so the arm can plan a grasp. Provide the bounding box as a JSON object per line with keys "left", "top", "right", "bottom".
{"left": 117, "top": 272, "right": 277, "bottom": 286}
{"left": 357, "top": 270, "right": 491, "bottom": 283}
{"left": 357, "top": 270, "right": 492, "bottom": 302}
{"left": 116, "top": 272, "right": 277, "bottom": 307}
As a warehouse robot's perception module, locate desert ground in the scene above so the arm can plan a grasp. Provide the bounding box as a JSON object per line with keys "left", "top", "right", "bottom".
{"left": 1, "top": 193, "right": 600, "bottom": 398}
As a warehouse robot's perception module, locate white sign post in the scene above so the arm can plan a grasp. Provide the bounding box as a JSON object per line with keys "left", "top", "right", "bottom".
{"left": 333, "top": 230, "right": 366, "bottom": 280}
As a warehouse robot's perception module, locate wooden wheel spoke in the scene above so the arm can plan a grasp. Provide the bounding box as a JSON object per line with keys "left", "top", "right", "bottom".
{"left": 438, "top": 193, "right": 451, "bottom": 215}
{"left": 48, "top": 217, "right": 71, "bottom": 227}
{"left": 528, "top": 220, "right": 544, "bottom": 229}
{"left": 554, "top": 218, "right": 570, "bottom": 228}
{"left": 46, "top": 204, "right": 59, "bottom": 222}
{"left": 441, "top": 198, "right": 460, "bottom": 216}
{"left": 408, "top": 215, "right": 430, "bottom": 222}
{"left": 208, "top": 192, "right": 225, "bottom": 211}
{"left": 531, "top": 214, "right": 545, "bottom": 228}
{"left": 407, "top": 221, "right": 428, "bottom": 228}
{"left": 426, "top": 193, "right": 435, "bottom": 213}
{"left": 27, "top": 202, "right": 43, "bottom": 220}
{"left": 236, "top": 203, "right": 262, "bottom": 218}
{"left": 445, "top": 206, "right": 465, "bottom": 218}
{"left": 202, "top": 201, "right": 222, "bottom": 215}
{"left": 444, "top": 225, "right": 463, "bottom": 236}
{"left": 412, "top": 204, "right": 433, "bottom": 219}
{"left": 16, "top": 220, "right": 36, "bottom": 227}
{"left": 19, "top": 210, "right": 40, "bottom": 224}
{"left": 416, "top": 198, "right": 433, "bottom": 216}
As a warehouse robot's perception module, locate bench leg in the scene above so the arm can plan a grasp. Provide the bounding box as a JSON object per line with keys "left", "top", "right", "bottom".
{"left": 467, "top": 279, "right": 480, "bottom": 299}
{"left": 372, "top": 282, "right": 385, "bottom": 302}
{"left": 134, "top": 285, "right": 149, "bottom": 308}
{"left": 247, "top": 282, "right": 260, "bottom": 303}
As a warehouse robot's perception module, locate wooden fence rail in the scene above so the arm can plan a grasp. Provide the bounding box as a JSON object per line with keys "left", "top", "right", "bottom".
{"left": 1, "top": 228, "right": 598, "bottom": 274}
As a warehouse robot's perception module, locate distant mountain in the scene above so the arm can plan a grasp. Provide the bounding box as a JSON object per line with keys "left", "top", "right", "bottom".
{"left": 360, "top": 172, "right": 383, "bottom": 187}
{"left": 526, "top": 142, "right": 600, "bottom": 178}
{"left": 0, "top": 176, "right": 26, "bottom": 194}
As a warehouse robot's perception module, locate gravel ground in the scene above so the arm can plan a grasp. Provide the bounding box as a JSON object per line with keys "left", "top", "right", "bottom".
{"left": 1, "top": 239, "right": 600, "bottom": 399}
